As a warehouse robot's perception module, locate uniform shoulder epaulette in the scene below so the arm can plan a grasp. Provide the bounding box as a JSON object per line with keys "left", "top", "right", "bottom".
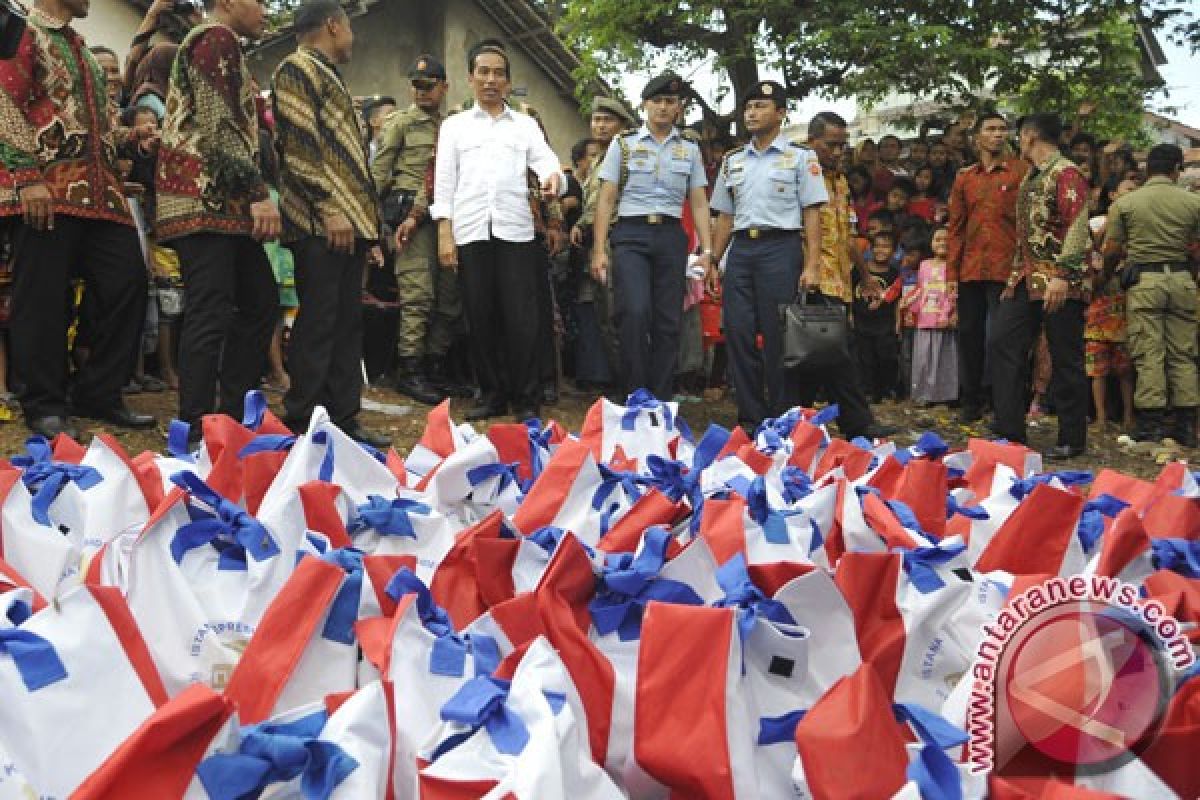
{"left": 720, "top": 145, "right": 745, "bottom": 166}
{"left": 621, "top": 130, "right": 640, "bottom": 139}
{"left": 680, "top": 129, "right": 702, "bottom": 144}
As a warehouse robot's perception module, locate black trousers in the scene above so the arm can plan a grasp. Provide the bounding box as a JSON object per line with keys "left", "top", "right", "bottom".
{"left": 724, "top": 234, "right": 801, "bottom": 427}
{"left": 611, "top": 219, "right": 688, "bottom": 399}
{"left": 988, "top": 284, "right": 1088, "bottom": 448}
{"left": 788, "top": 294, "right": 876, "bottom": 438}
{"left": 10, "top": 216, "right": 146, "bottom": 419}
{"left": 854, "top": 325, "right": 900, "bottom": 402}
{"left": 173, "top": 233, "right": 277, "bottom": 425}
{"left": 284, "top": 237, "right": 366, "bottom": 428}
{"left": 957, "top": 280, "right": 1005, "bottom": 410}
{"left": 534, "top": 240, "right": 556, "bottom": 387}
{"left": 458, "top": 237, "right": 541, "bottom": 409}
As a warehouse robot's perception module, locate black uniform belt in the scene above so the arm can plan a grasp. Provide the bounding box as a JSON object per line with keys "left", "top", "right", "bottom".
{"left": 734, "top": 227, "right": 798, "bottom": 240}
{"left": 619, "top": 214, "right": 681, "bottom": 226}
{"left": 1132, "top": 262, "right": 1189, "bottom": 274}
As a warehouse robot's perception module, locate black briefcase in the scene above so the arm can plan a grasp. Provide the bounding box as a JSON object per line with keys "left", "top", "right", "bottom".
{"left": 778, "top": 291, "right": 850, "bottom": 371}
{"left": 0, "top": 0, "right": 26, "bottom": 60}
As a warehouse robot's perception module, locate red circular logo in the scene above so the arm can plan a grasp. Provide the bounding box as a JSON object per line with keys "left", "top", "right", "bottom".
{"left": 1005, "top": 604, "right": 1169, "bottom": 769}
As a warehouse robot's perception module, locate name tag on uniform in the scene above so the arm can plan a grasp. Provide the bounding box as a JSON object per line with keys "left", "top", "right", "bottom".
{"left": 671, "top": 145, "right": 688, "bottom": 159}
{"left": 775, "top": 154, "right": 796, "bottom": 169}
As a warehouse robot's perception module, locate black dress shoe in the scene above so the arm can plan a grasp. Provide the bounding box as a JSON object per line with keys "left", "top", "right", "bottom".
{"left": 27, "top": 415, "right": 78, "bottom": 440}
{"left": 958, "top": 404, "right": 982, "bottom": 424}
{"left": 1045, "top": 444, "right": 1085, "bottom": 461}
{"left": 857, "top": 422, "right": 899, "bottom": 440}
{"left": 465, "top": 400, "right": 507, "bottom": 422}
{"left": 341, "top": 421, "right": 391, "bottom": 449}
{"left": 73, "top": 402, "right": 156, "bottom": 429}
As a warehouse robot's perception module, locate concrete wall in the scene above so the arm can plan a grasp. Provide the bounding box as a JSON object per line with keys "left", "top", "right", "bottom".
{"left": 246, "top": 0, "right": 441, "bottom": 101}
{"left": 76, "top": 0, "right": 143, "bottom": 58}
{"left": 441, "top": 0, "right": 587, "bottom": 160}
{"left": 243, "top": 0, "right": 587, "bottom": 161}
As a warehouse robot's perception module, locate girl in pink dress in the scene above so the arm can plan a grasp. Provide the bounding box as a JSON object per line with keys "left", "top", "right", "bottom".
{"left": 910, "top": 227, "right": 959, "bottom": 404}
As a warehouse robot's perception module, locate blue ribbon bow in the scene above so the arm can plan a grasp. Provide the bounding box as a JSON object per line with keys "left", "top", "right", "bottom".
{"left": 167, "top": 420, "right": 197, "bottom": 462}
{"left": 914, "top": 432, "right": 949, "bottom": 459}
{"left": 620, "top": 388, "right": 674, "bottom": 432}
{"left": 592, "top": 465, "right": 651, "bottom": 537}
{"left": 169, "top": 472, "right": 280, "bottom": 569}
{"left": 894, "top": 702, "right": 969, "bottom": 800}
{"left": 318, "top": 549, "right": 364, "bottom": 645}
{"left": 525, "top": 418, "right": 555, "bottom": 484}
{"left": 12, "top": 436, "right": 103, "bottom": 526}
{"left": 432, "top": 676, "right": 530, "bottom": 761}
{"left": 589, "top": 527, "right": 703, "bottom": 641}
{"left": 195, "top": 710, "right": 358, "bottom": 800}
{"left": 809, "top": 404, "right": 840, "bottom": 427}
{"left": 1075, "top": 493, "right": 1131, "bottom": 553}
{"left": 0, "top": 600, "right": 68, "bottom": 691}
{"left": 745, "top": 476, "right": 790, "bottom": 545}
{"left": 946, "top": 494, "right": 989, "bottom": 521}
{"left": 347, "top": 495, "right": 432, "bottom": 539}
{"left": 691, "top": 424, "right": 732, "bottom": 473}
{"left": 384, "top": 568, "right": 503, "bottom": 678}
{"left": 714, "top": 553, "right": 798, "bottom": 643}
{"left": 780, "top": 466, "right": 814, "bottom": 505}
{"left": 1008, "top": 470, "right": 1093, "bottom": 501}
{"left": 899, "top": 542, "right": 968, "bottom": 593}
{"left": 1151, "top": 539, "right": 1200, "bottom": 579}
{"left": 466, "top": 462, "right": 522, "bottom": 497}
{"left": 240, "top": 390, "right": 269, "bottom": 431}
{"left": 238, "top": 434, "right": 299, "bottom": 458}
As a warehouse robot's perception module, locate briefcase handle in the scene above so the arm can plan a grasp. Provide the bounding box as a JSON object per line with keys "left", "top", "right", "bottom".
{"left": 792, "top": 289, "right": 834, "bottom": 307}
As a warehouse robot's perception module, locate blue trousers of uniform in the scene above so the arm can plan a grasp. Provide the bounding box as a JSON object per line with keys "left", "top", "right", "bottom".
{"left": 724, "top": 233, "right": 802, "bottom": 426}
{"left": 611, "top": 219, "right": 688, "bottom": 399}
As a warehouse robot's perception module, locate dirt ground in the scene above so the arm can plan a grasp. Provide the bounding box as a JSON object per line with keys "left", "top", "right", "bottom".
{"left": 0, "top": 383, "right": 1184, "bottom": 480}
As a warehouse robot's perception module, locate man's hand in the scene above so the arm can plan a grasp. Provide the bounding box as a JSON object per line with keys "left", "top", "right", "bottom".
{"left": 19, "top": 183, "right": 54, "bottom": 231}
{"left": 1042, "top": 276, "right": 1069, "bottom": 313}
{"left": 1000, "top": 283, "right": 1016, "bottom": 301}
{"left": 540, "top": 173, "right": 561, "bottom": 201}
{"left": 368, "top": 244, "right": 384, "bottom": 267}
{"left": 393, "top": 217, "right": 418, "bottom": 253}
{"left": 569, "top": 224, "right": 585, "bottom": 248}
{"left": 705, "top": 264, "right": 721, "bottom": 295}
{"left": 797, "top": 262, "right": 820, "bottom": 293}
{"left": 322, "top": 210, "right": 354, "bottom": 253}
{"left": 438, "top": 232, "right": 458, "bottom": 271}
{"left": 250, "top": 199, "right": 282, "bottom": 241}
{"left": 545, "top": 228, "right": 566, "bottom": 258}
{"left": 590, "top": 249, "right": 608, "bottom": 284}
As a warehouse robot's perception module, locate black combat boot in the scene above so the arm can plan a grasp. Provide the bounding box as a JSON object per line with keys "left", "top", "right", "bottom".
{"left": 426, "top": 355, "right": 472, "bottom": 398}
{"left": 393, "top": 356, "right": 443, "bottom": 405}
{"left": 1170, "top": 407, "right": 1197, "bottom": 448}
{"left": 1131, "top": 408, "right": 1165, "bottom": 443}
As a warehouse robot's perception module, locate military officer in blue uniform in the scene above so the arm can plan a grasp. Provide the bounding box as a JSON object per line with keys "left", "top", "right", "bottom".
{"left": 709, "top": 81, "right": 829, "bottom": 428}
{"left": 590, "top": 72, "right": 714, "bottom": 400}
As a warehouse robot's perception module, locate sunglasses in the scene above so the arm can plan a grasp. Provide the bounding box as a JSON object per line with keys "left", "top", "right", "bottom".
{"left": 412, "top": 80, "right": 439, "bottom": 91}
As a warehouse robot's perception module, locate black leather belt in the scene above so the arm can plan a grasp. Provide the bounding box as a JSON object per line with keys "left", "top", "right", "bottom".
{"left": 1133, "top": 262, "right": 1189, "bottom": 274}
{"left": 734, "top": 227, "right": 798, "bottom": 240}
{"left": 620, "top": 214, "right": 681, "bottom": 226}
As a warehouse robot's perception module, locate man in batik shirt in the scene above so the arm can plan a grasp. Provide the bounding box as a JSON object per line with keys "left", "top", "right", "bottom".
{"left": 989, "top": 113, "right": 1091, "bottom": 460}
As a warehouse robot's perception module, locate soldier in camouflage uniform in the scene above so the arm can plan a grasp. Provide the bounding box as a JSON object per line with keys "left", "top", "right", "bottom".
{"left": 370, "top": 55, "right": 459, "bottom": 405}
{"left": 570, "top": 97, "right": 635, "bottom": 388}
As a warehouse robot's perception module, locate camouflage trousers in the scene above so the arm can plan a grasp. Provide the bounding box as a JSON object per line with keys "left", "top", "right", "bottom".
{"left": 394, "top": 223, "right": 462, "bottom": 359}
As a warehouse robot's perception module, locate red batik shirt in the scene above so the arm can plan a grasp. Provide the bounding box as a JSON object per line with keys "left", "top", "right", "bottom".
{"left": 945, "top": 156, "right": 1026, "bottom": 283}
{"left": 0, "top": 8, "right": 132, "bottom": 224}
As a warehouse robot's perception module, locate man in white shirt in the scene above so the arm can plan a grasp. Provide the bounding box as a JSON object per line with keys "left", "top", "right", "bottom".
{"left": 431, "top": 43, "right": 565, "bottom": 422}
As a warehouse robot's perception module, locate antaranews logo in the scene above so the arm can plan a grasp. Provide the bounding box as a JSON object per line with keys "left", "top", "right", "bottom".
{"left": 967, "top": 575, "right": 1194, "bottom": 776}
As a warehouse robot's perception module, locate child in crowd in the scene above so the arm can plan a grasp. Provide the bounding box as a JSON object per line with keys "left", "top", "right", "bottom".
{"left": 908, "top": 164, "right": 938, "bottom": 222}
{"left": 907, "top": 139, "right": 930, "bottom": 171}
{"left": 1084, "top": 177, "right": 1140, "bottom": 430}
{"left": 885, "top": 177, "right": 919, "bottom": 235}
{"left": 853, "top": 231, "right": 901, "bottom": 402}
{"left": 908, "top": 226, "right": 958, "bottom": 404}
{"left": 848, "top": 165, "right": 879, "bottom": 236}
{"left": 884, "top": 228, "right": 925, "bottom": 398}
{"left": 927, "top": 138, "right": 957, "bottom": 201}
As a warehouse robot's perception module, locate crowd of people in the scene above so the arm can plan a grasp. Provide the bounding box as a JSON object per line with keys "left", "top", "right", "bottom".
{"left": 0, "top": 0, "right": 1197, "bottom": 464}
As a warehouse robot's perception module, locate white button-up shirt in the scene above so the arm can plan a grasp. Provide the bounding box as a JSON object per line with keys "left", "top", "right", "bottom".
{"left": 430, "top": 104, "right": 566, "bottom": 245}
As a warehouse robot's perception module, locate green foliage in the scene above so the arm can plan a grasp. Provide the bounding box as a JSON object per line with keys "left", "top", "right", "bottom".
{"left": 554, "top": 0, "right": 1194, "bottom": 141}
